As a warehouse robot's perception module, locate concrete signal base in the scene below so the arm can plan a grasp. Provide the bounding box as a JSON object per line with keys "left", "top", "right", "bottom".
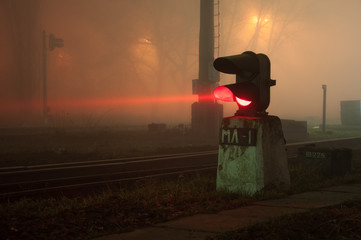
{"left": 216, "top": 115, "right": 290, "bottom": 196}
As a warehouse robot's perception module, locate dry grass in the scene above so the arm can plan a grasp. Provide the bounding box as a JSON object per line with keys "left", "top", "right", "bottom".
{"left": 0, "top": 174, "right": 251, "bottom": 240}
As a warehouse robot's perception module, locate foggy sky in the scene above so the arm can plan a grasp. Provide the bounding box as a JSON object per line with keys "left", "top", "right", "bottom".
{"left": 1, "top": 0, "right": 361, "bottom": 126}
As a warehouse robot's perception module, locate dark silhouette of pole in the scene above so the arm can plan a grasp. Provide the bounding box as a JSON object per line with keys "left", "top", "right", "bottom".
{"left": 322, "top": 84, "right": 327, "bottom": 133}
{"left": 42, "top": 30, "right": 48, "bottom": 125}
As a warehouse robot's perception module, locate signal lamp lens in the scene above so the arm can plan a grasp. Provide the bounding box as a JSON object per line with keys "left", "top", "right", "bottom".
{"left": 235, "top": 97, "right": 252, "bottom": 107}
{"left": 213, "top": 86, "right": 234, "bottom": 102}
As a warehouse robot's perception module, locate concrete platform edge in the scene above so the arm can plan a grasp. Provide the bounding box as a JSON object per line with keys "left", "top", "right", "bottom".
{"left": 95, "top": 183, "right": 361, "bottom": 240}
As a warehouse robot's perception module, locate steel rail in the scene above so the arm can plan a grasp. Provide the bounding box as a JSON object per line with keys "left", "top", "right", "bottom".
{"left": 0, "top": 163, "right": 216, "bottom": 188}
{"left": 0, "top": 165, "right": 217, "bottom": 198}
{"left": 0, "top": 150, "right": 218, "bottom": 173}
{"left": 1, "top": 136, "right": 360, "bottom": 199}
{"left": 2, "top": 136, "right": 360, "bottom": 174}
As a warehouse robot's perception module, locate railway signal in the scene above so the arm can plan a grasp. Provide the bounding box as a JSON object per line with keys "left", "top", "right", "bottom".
{"left": 42, "top": 31, "right": 65, "bottom": 125}
{"left": 214, "top": 51, "right": 289, "bottom": 196}
{"left": 213, "top": 51, "right": 275, "bottom": 116}
{"left": 49, "top": 34, "right": 64, "bottom": 51}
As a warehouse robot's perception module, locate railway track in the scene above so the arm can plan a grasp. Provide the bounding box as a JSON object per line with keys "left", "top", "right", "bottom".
{"left": 1, "top": 137, "right": 360, "bottom": 199}
{"left": 0, "top": 150, "right": 219, "bottom": 198}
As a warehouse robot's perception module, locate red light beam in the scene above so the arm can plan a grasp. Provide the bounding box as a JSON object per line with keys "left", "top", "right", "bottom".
{"left": 1, "top": 94, "right": 216, "bottom": 113}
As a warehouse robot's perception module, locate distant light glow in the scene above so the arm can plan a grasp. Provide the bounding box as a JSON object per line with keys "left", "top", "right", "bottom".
{"left": 235, "top": 97, "right": 252, "bottom": 107}
{"left": 213, "top": 86, "right": 234, "bottom": 102}
{"left": 140, "top": 37, "right": 152, "bottom": 44}
{"left": 252, "top": 16, "right": 259, "bottom": 23}
{"left": 54, "top": 49, "right": 72, "bottom": 66}
{"left": 252, "top": 16, "right": 269, "bottom": 24}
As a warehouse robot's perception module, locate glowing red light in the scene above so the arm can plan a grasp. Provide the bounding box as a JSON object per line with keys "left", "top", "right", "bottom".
{"left": 235, "top": 97, "right": 252, "bottom": 107}
{"left": 213, "top": 86, "right": 235, "bottom": 102}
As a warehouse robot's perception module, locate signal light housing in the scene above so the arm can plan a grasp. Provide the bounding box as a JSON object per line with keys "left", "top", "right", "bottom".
{"left": 49, "top": 34, "right": 64, "bottom": 51}
{"left": 213, "top": 51, "right": 275, "bottom": 116}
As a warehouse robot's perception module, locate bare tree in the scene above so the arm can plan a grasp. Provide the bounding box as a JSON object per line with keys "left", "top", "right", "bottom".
{"left": 220, "top": 0, "right": 306, "bottom": 55}
{"left": 123, "top": 0, "right": 199, "bottom": 119}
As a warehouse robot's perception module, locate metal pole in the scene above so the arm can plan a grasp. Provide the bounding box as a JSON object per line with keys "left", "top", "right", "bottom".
{"left": 42, "top": 30, "right": 48, "bottom": 125}
{"left": 322, "top": 84, "right": 327, "bottom": 133}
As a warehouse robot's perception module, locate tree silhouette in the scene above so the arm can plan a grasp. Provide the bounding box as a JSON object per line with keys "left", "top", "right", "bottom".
{"left": 1, "top": 0, "right": 41, "bottom": 124}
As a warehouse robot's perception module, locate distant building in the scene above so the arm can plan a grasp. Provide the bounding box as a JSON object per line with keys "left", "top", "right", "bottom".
{"left": 148, "top": 123, "right": 167, "bottom": 132}
{"left": 340, "top": 100, "right": 361, "bottom": 125}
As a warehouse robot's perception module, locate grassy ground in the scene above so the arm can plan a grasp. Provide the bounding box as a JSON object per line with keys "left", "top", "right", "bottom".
{"left": 308, "top": 124, "right": 361, "bottom": 140}
{"left": 0, "top": 174, "right": 252, "bottom": 240}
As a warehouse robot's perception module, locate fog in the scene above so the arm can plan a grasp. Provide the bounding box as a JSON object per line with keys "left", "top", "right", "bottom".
{"left": 1, "top": 0, "right": 361, "bottom": 127}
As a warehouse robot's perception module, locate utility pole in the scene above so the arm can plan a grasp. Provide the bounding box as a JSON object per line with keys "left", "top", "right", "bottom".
{"left": 191, "top": 0, "right": 223, "bottom": 137}
{"left": 322, "top": 84, "right": 327, "bottom": 133}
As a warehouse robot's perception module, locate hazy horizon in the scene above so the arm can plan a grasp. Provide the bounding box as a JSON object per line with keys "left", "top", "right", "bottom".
{"left": 1, "top": 0, "right": 361, "bottom": 127}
